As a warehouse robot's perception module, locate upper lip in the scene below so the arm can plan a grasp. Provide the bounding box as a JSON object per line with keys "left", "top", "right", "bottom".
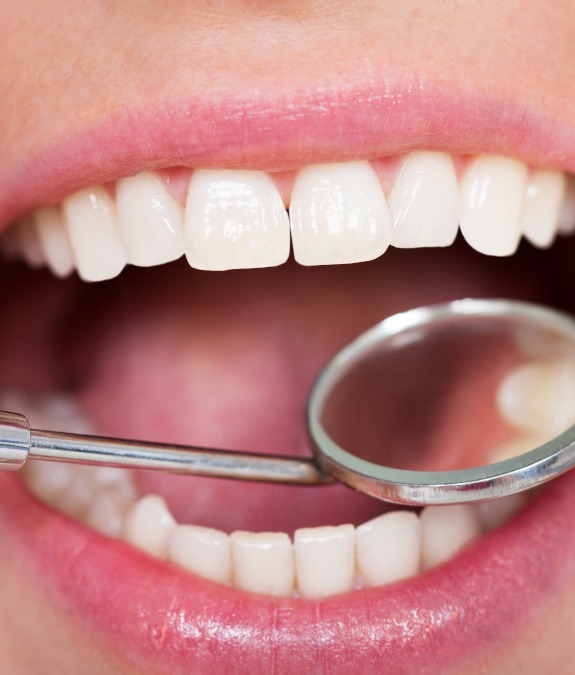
{"left": 1, "top": 75, "right": 575, "bottom": 231}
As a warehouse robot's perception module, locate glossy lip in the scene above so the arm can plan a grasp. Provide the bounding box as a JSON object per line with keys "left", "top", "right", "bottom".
{"left": 2, "top": 78, "right": 575, "bottom": 671}
{"left": 2, "top": 470, "right": 575, "bottom": 672}
{"left": 1, "top": 76, "right": 575, "bottom": 229}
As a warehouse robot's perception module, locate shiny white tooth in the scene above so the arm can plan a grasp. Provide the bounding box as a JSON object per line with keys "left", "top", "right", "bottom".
{"left": 63, "top": 186, "right": 127, "bottom": 282}
{"left": 420, "top": 505, "right": 481, "bottom": 568}
{"left": 123, "top": 495, "right": 176, "bottom": 558}
{"left": 459, "top": 155, "right": 528, "bottom": 256}
{"left": 289, "top": 161, "right": 391, "bottom": 265}
{"left": 85, "top": 486, "right": 135, "bottom": 538}
{"left": 168, "top": 524, "right": 232, "bottom": 585}
{"left": 521, "top": 169, "right": 566, "bottom": 248}
{"left": 33, "top": 206, "right": 75, "bottom": 277}
{"left": 16, "top": 217, "right": 45, "bottom": 267}
{"left": 185, "top": 169, "right": 290, "bottom": 270}
{"left": 294, "top": 524, "right": 355, "bottom": 598}
{"left": 389, "top": 152, "right": 458, "bottom": 248}
{"left": 497, "top": 357, "right": 575, "bottom": 435}
{"left": 476, "top": 494, "right": 527, "bottom": 532}
{"left": 558, "top": 175, "right": 575, "bottom": 235}
{"left": 356, "top": 511, "right": 421, "bottom": 586}
{"left": 231, "top": 531, "right": 294, "bottom": 597}
{"left": 117, "top": 171, "right": 184, "bottom": 266}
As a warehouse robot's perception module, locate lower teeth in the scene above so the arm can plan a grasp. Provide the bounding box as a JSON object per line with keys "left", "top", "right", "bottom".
{"left": 5, "top": 383, "right": 539, "bottom": 599}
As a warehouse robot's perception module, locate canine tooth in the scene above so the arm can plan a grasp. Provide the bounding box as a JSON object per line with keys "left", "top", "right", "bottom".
{"left": 420, "top": 505, "right": 481, "bottom": 568}
{"left": 294, "top": 524, "right": 355, "bottom": 598}
{"left": 185, "top": 169, "right": 290, "bottom": 270}
{"left": 168, "top": 524, "right": 232, "bottom": 584}
{"left": 33, "top": 207, "right": 75, "bottom": 278}
{"left": 356, "top": 511, "right": 421, "bottom": 586}
{"left": 123, "top": 495, "right": 176, "bottom": 558}
{"left": 289, "top": 161, "right": 391, "bottom": 265}
{"left": 231, "top": 531, "right": 294, "bottom": 597}
{"left": 63, "top": 186, "right": 127, "bottom": 282}
{"left": 521, "top": 169, "right": 566, "bottom": 248}
{"left": 497, "top": 357, "right": 575, "bottom": 435}
{"left": 459, "top": 155, "right": 528, "bottom": 256}
{"left": 117, "top": 171, "right": 184, "bottom": 266}
{"left": 16, "top": 217, "right": 45, "bottom": 267}
{"left": 389, "top": 152, "right": 458, "bottom": 248}
{"left": 85, "top": 486, "right": 135, "bottom": 538}
{"left": 558, "top": 175, "right": 575, "bottom": 235}
{"left": 476, "top": 494, "right": 527, "bottom": 532}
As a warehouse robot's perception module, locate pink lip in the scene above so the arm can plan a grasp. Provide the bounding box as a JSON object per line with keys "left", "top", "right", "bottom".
{"left": 1, "top": 77, "right": 575, "bottom": 229}
{"left": 2, "top": 470, "right": 575, "bottom": 672}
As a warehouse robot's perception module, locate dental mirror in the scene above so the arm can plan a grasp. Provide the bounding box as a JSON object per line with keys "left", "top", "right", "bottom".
{"left": 2, "top": 298, "right": 575, "bottom": 506}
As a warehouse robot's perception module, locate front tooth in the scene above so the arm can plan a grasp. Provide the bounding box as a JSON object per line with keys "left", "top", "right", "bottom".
{"left": 389, "top": 152, "right": 459, "bottom": 248}
{"left": 420, "top": 505, "right": 481, "bottom": 568}
{"left": 496, "top": 357, "right": 575, "bottom": 435}
{"left": 116, "top": 171, "right": 184, "bottom": 266}
{"left": 33, "top": 206, "right": 75, "bottom": 278}
{"left": 289, "top": 161, "right": 391, "bottom": 265}
{"left": 476, "top": 494, "right": 527, "bottom": 532}
{"left": 184, "top": 169, "right": 290, "bottom": 270}
{"left": 168, "top": 524, "right": 232, "bottom": 584}
{"left": 230, "top": 531, "right": 294, "bottom": 597}
{"left": 459, "top": 155, "right": 528, "bottom": 256}
{"left": 294, "top": 524, "right": 355, "bottom": 598}
{"left": 123, "top": 495, "right": 176, "bottom": 558}
{"left": 521, "top": 169, "right": 566, "bottom": 248}
{"left": 63, "top": 186, "right": 127, "bottom": 282}
{"left": 356, "top": 511, "right": 421, "bottom": 586}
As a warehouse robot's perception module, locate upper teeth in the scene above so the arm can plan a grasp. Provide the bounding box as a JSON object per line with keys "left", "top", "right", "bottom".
{"left": 2, "top": 152, "right": 574, "bottom": 281}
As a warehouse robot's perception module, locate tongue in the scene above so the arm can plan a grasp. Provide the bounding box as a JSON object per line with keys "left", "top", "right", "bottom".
{"left": 6, "top": 241, "right": 554, "bottom": 532}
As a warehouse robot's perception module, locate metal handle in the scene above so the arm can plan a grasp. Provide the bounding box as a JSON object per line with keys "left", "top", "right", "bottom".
{"left": 0, "top": 410, "right": 333, "bottom": 486}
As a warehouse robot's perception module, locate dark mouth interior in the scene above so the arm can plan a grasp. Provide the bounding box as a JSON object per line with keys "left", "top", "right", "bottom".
{"left": 2, "top": 234, "right": 574, "bottom": 533}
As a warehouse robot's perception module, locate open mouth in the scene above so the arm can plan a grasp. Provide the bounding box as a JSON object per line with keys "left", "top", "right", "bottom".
{"left": 2, "top": 132, "right": 575, "bottom": 671}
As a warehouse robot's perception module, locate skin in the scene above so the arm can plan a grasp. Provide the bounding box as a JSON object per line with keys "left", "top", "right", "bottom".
{"left": 1, "top": 1, "right": 575, "bottom": 672}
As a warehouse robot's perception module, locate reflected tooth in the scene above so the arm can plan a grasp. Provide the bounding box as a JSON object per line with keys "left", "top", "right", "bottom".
{"left": 558, "top": 175, "right": 575, "bottom": 235}
{"left": 294, "top": 524, "right": 355, "bottom": 598}
{"left": 476, "top": 494, "right": 527, "bottom": 532}
{"left": 389, "top": 152, "right": 458, "bottom": 248}
{"left": 123, "top": 495, "right": 176, "bottom": 558}
{"left": 63, "top": 186, "right": 127, "bottom": 282}
{"left": 459, "top": 155, "right": 528, "bottom": 256}
{"left": 168, "top": 524, "right": 231, "bottom": 584}
{"left": 117, "top": 171, "right": 184, "bottom": 266}
{"left": 231, "top": 531, "right": 294, "bottom": 597}
{"left": 421, "top": 505, "right": 481, "bottom": 568}
{"left": 33, "top": 206, "right": 75, "bottom": 278}
{"left": 356, "top": 511, "right": 421, "bottom": 586}
{"left": 16, "top": 216, "right": 45, "bottom": 268}
{"left": 185, "top": 169, "right": 290, "bottom": 270}
{"left": 497, "top": 357, "right": 575, "bottom": 435}
{"left": 85, "top": 486, "right": 135, "bottom": 538}
{"left": 289, "top": 161, "right": 391, "bottom": 265}
{"left": 521, "top": 169, "right": 566, "bottom": 248}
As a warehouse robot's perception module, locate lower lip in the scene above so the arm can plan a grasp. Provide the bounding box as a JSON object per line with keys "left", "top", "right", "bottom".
{"left": 1, "top": 469, "right": 575, "bottom": 672}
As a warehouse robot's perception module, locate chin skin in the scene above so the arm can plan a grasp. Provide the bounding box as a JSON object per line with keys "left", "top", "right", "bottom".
{"left": 1, "top": 0, "right": 575, "bottom": 672}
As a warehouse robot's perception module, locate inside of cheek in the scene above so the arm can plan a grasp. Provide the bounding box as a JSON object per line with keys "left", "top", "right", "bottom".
{"left": 1, "top": 237, "right": 573, "bottom": 533}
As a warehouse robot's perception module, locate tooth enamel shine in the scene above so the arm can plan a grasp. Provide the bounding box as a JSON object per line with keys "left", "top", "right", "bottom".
{"left": 289, "top": 161, "right": 391, "bottom": 265}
